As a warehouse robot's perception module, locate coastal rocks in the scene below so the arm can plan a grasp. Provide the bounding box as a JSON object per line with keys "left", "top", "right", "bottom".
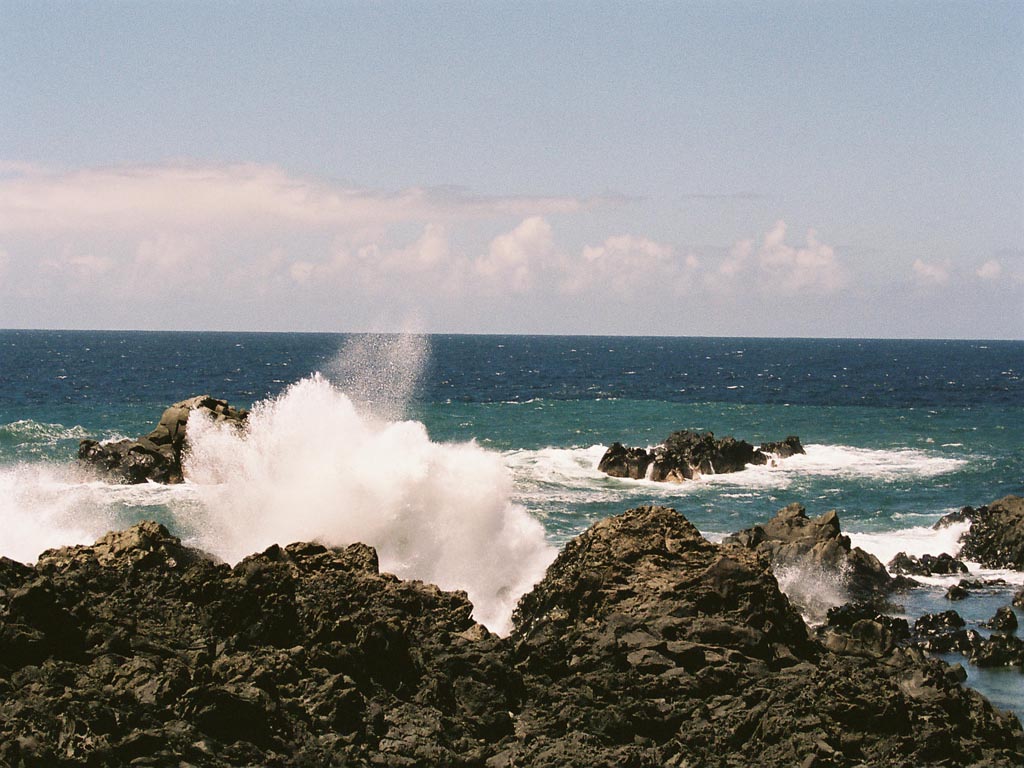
{"left": 597, "top": 430, "right": 803, "bottom": 482}
{"left": 1, "top": 507, "right": 1022, "bottom": 767}
{"left": 722, "top": 503, "right": 900, "bottom": 609}
{"left": 508, "top": 505, "right": 1021, "bottom": 767}
{"left": 0, "top": 522, "right": 516, "bottom": 767}
{"left": 912, "top": 610, "right": 1024, "bottom": 668}
{"left": 78, "top": 396, "right": 247, "bottom": 484}
{"left": 888, "top": 551, "right": 968, "bottom": 577}
{"left": 937, "top": 496, "right": 1024, "bottom": 569}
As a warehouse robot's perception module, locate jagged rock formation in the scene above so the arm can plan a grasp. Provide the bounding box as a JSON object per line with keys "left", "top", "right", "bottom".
{"left": 597, "top": 430, "right": 803, "bottom": 482}
{"left": 722, "top": 503, "right": 904, "bottom": 608}
{"left": 936, "top": 496, "right": 1024, "bottom": 570}
{"left": 888, "top": 551, "right": 968, "bottom": 576}
{"left": 1, "top": 507, "right": 1021, "bottom": 767}
{"left": 78, "top": 396, "right": 247, "bottom": 484}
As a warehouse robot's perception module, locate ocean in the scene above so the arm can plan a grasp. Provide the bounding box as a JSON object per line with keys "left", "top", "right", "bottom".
{"left": 1, "top": 330, "right": 1022, "bottom": 717}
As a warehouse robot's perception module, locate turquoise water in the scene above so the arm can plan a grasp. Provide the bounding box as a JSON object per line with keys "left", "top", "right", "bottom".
{"left": 1, "top": 330, "right": 1022, "bottom": 714}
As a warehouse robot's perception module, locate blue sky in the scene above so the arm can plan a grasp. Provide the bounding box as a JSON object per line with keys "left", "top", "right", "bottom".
{"left": 1, "top": 1, "right": 1021, "bottom": 337}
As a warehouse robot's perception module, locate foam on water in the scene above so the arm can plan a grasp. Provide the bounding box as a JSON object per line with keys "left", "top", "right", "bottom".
{"left": 183, "top": 374, "right": 555, "bottom": 635}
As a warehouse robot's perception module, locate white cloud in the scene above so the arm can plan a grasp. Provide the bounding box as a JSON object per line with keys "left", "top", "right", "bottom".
{"left": 976, "top": 259, "right": 1002, "bottom": 280}
{"left": 567, "top": 234, "right": 695, "bottom": 297}
{"left": 712, "top": 221, "right": 845, "bottom": 295}
{"left": 0, "top": 163, "right": 589, "bottom": 235}
{"left": 475, "top": 216, "right": 554, "bottom": 292}
{"left": 912, "top": 258, "right": 951, "bottom": 286}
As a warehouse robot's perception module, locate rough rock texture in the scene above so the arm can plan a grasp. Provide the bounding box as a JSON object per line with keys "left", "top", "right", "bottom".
{"left": 2, "top": 508, "right": 1022, "bottom": 767}
{"left": 597, "top": 430, "right": 803, "bottom": 483}
{"left": 888, "top": 551, "right": 968, "bottom": 577}
{"left": 913, "top": 609, "right": 1024, "bottom": 668}
{"left": 937, "top": 496, "right": 1024, "bottom": 569}
{"left": 78, "top": 396, "right": 247, "bottom": 484}
{"left": 722, "top": 503, "right": 901, "bottom": 605}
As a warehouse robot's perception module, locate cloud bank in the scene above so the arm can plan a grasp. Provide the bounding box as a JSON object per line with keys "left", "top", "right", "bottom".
{"left": 1, "top": 162, "right": 1019, "bottom": 337}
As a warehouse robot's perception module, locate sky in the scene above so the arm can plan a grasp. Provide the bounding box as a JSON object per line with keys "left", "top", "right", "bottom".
{"left": 1, "top": 1, "right": 1021, "bottom": 338}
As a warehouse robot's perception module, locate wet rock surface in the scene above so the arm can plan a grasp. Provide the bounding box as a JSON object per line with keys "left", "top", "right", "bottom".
{"left": 2, "top": 507, "right": 1022, "bottom": 767}
{"left": 722, "top": 503, "right": 903, "bottom": 606}
{"left": 888, "top": 551, "right": 968, "bottom": 577}
{"left": 78, "top": 396, "right": 247, "bottom": 484}
{"left": 937, "top": 496, "right": 1024, "bottom": 569}
{"left": 597, "top": 430, "right": 803, "bottom": 482}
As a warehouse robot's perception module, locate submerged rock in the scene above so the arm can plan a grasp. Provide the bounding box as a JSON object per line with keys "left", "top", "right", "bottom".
{"left": 597, "top": 430, "right": 803, "bottom": 482}
{"left": 78, "top": 395, "right": 247, "bottom": 484}
{"left": 1, "top": 507, "right": 1021, "bottom": 767}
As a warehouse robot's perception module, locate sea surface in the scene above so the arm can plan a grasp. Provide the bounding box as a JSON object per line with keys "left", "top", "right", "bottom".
{"left": 1, "top": 330, "right": 1022, "bottom": 717}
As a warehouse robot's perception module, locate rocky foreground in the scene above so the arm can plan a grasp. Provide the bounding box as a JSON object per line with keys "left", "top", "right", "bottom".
{"left": 2, "top": 506, "right": 1021, "bottom": 767}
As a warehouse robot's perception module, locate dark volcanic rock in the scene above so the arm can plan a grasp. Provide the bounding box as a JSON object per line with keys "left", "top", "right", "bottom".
{"left": 509, "top": 505, "right": 1022, "bottom": 767}
{"left": 937, "top": 496, "right": 1024, "bottom": 569}
{"left": 1, "top": 509, "right": 1022, "bottom": 767}
{"left": 78, "top": 395, "right": 247, "bottom": 484}
{"left": 819, "top": 602, "right": 911, "bottom": 658}
{"left": 985, "top": 607, "right": 1019, "bottom": 633}
{"left": 597, "top": 442, "right": 653, "bottom": 479}
{"left": 597, "top": 430, "right": 804, "bottom": 483}
{"left": 888, "top": 551, "right": 968, "bottom": 577}
{"left": 723, "top": 503, "right": 901, "bottom": 609}
{"left": 759, "top": 435, "right": 805, "bottom": 458}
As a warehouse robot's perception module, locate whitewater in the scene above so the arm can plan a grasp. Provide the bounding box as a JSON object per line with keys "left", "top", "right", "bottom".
{"left": 1, "top": 331, "right": 1022, "bottom": 714}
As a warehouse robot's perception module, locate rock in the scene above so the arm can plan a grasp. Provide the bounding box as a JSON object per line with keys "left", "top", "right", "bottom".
{"left": 509, "top": 505, "right": 1022, "bottom": 766}
{"left": 759, "top": 435, "right": 805, "bottom": 458}
{"left": 938, "top": 496, "right": 1024, "bottom": 569}
{"left": 723, "top": 503, "right": 899, "bottom": 610}
{"left": 1, "top": 509, "right": 1022, "bottom": 767}
{"left": 596, "top": 429, "right": 803, "bottom": 483}
{"left": 1015, "top": 588, "right": 1024, "bottom": 608}
{"left": 984, "top": 607, "right": 1019, "bottom": 633}
{"left": 79, "top": 396, "right": 248, "bottom": 484}
{"left": 946, "top": 584, "right": 970, "bottom": 601}
{"left": 887, "top": 551, "right": 968, "bottom": 576}
{"left": 596, "top": 442, "right": 652, "bottom": 479}
{"left": 819, "top": 602, "right": 910, "bottom": 658}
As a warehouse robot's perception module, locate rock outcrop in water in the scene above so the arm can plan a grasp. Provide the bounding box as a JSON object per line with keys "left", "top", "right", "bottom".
{"left": 722, "top": 502, "right": 904, "bottom": 608}
{"left": 936, "top": 496, "right": 1024, "bottom": 570}
{"left": 598, "top": 430, "right": 803, "bottom": 482}
{"left": 1, "top": 507, "right": 1021, "bottom": 767}
{"left": 78, "top": 396, "right": 247, "bottom": 484}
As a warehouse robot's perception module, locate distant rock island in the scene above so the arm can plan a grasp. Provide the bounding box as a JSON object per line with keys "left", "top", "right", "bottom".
{"left": 1, "top": 504, "right": 1021, "bottom": 766}
{"left": 598, "top": 429, "right": 804, "bottom": 481}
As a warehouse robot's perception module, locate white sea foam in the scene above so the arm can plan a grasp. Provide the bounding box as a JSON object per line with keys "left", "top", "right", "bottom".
{"left": 183, "top": 372, "right": 555, "bottom": 635}
{"left": 0, "top": 463, "right": 118, "bottom": 562}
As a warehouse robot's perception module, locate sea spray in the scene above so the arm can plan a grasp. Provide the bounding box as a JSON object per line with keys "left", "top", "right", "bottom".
{"left": 325, "top": 333, "right": 430, "bottom": 422}
{"left": 184, "top": 374, "right": 556, "bottom": 634}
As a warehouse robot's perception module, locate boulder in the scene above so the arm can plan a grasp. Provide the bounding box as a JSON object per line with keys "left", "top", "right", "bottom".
{"left": 984, "top": 607, "right": 1019, "bottom": 633}
{"left": 722, "top": 503, "right": 900, "bottom": 608}
{"left": 596, "top": 442, "right": 652, "bottom": 479}
{"left": 78, "top": 396, "right": 247, "bottom": 484}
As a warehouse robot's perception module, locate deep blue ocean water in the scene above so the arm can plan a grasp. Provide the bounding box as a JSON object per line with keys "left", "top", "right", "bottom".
{"left": 1, "top": 330, "right": 1022, "bottom": 716}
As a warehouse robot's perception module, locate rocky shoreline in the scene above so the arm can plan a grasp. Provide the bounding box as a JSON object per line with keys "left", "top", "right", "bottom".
{"left": 2, "top": 505, "right": 1022, "bottom": 767}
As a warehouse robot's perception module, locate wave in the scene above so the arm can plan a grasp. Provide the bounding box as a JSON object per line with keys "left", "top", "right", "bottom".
{"left": 182, "top": 374, "right": 555, "bottom": 635}
{"left": 0, "top": 419, "right": 90, "bottom": 448}
{"left": 501, "top": 442, "right": 967, "bottom": 500}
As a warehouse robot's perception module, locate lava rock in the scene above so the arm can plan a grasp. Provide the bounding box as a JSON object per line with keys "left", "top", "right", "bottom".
{"left": 722, "top": 503, "right": 899, "bottom": 610}
{"left": 937, "top": 496, "right": 1024, "bottom": 570}
{"left": 946, "top": 584, "right": 970, "bottom": 601}
{"left": 984, "top": 607, "right": 1019, "bottom": 633}
{"left": 1, "top": 509, "right": 1022, "bottom": 767}
{"left": 888, "top": 551, "right": 968, "bottom": 577}
{"left": 596, "top": 430, "right": 803, "bottom": 483}
{"left": 78, "top": 396, "right": 248, "bottom": 484}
